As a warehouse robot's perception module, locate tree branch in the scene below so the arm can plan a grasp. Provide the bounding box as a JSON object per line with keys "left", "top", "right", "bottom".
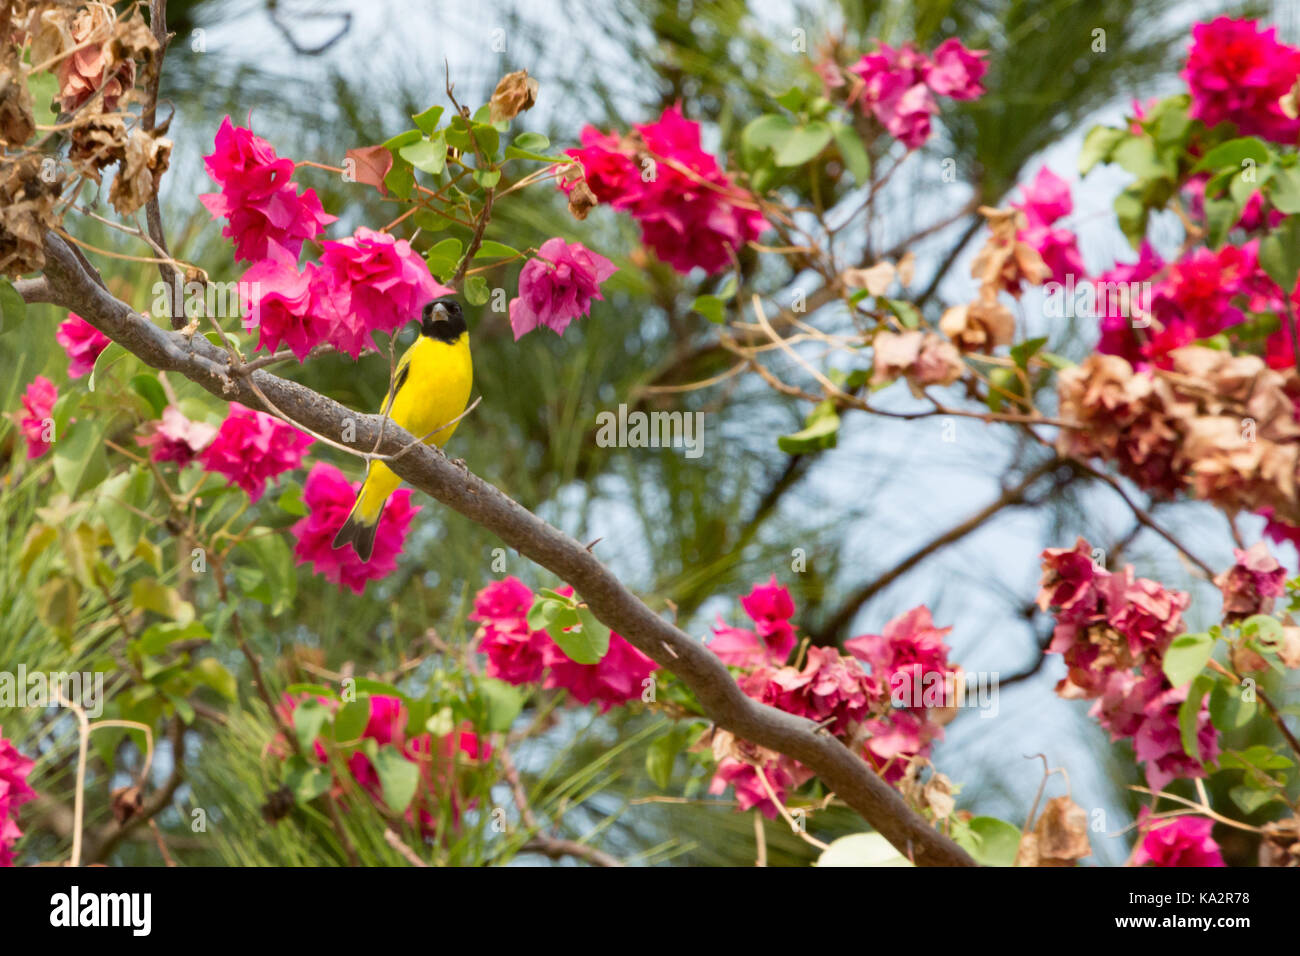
{"left": 812, "top": 456, "right": 1066, "bottom": 644}
{"left": 30, "top": 230, "right": 975, "bottom": 866}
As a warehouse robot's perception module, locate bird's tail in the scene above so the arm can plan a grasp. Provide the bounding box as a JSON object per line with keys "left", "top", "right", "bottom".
{"left": 332, "top": 464, "right": 395, "bottom": 563}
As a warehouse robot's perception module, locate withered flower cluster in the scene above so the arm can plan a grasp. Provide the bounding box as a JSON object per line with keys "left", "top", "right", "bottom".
{"left": 1058, "top": 346, "right": 1300, "bottom": 522}
{"left": 1, "top": 1, "right": 165, "bottom": 275}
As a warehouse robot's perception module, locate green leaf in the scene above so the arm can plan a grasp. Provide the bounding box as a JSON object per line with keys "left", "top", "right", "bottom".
{"left": 744, "top": 114, "right": 796, "bottom": 150}
{"left": 1163, "top": 632, "right": 1215, "bottom": 688}
{"left": 1192, "top": 136, "right": 1271, "bottom": 173}
{"left": 882, "top": 298, "right": 920, "bottom": 329}
{"left": 774, "top": 87, "right": 805, "bottom": 112}
{"left": 1204, "top": 197, "right": 1241, "bottom": 249}
{"left": 1266, "top": 165, "right": 1300, "bottom": 214}
{"left": 504, "top": 145, "right": 563, "bottom": 163}
{"left": 480, "top": 678, "right": 524, "bottom": 732}
{"left": 646, "top": 733, "right": 682, "bottom": 790}
{"left": 1209, "top": 678, "right": 1257, "bottom": 731}
{"left": 0, "top": 277, "right": 26, "bottom": 334}
{"left": 464, "top": 275, "right": 490, "bottom": 306}
{"left": 191, "top": 657, "right": 238, "bottom": 701}
{"left": 817, "top": 832, "right": 914, "bottom": 867}
{"left": 1178, "top": 674, "right": 1215, "bottom": 761}
{"left": 129, "top": 373, "right": 167, "bottom": 417}
{"left": 1112, "top": 135, "right": 1173, "bottom": 181}
{"left": 1259, "top": 217, "right": 1300, "bottom": 295}
{"left": 1039, "top": 351, "right": 1075, "bottom": 370}
{"left": 333, "top": 698, "right": 371, "bottom": 743}
{"left": 425, "top": 237, "right": 463, "bottom": 282}
{"left": 1229, "top": 785, "right": 1280, "bottom": 815}
{"left": 412, "top": 105, "right": 445, "bottom": 135}
{"left": 691, "top": 293, "right": 726, "bottom": 324}
{"left": 1078, "top": 125, "right": 1126, "bottom": 177}
{"left": 526, "top": 597, "right": 564, "bottom": 632}
{"left": 137, "top": 620, "right": 208, "bottom": 655}
{"left": 830, "top": 121, "right": 870, "bottom": 184}
{"left": 276, "top": 481, "right": 308, "bottom": 516}
{"left": 372, "top": 747, "right": 420, "bottom": 813}
{"left": 1217, "top": 746, "right": 1294, "bottom": 772}
{"left": 777, "top": 400, "right": 839, "bottom": 455}
{"left": 285, "top": 757, "right": 331, "bottom": 804}
{"left": 53, "top": 420, "right": 109, "bottom": 498}
{"left": 1114, "top": 185, "right": 1150, "bottom": 248}
{"left": 474, "top": 167, "right": 502, "bottom": 189}
{"left": 87, "top": 341, "right": 128, "bottom": 392}
{"left": 951, "top": 816, "right": 1021, "bottom": 867}
{"left": 1009, "top": 336, "right": 1048, "bottom": 371}
{"left": 473, "top": 240, "right": 520, "bottom": 259}
{"left": 400, "top": 134, "right": 448, "bottom": 175}
{"left": 512, "top": 131, "right": 550, "bottom": 152}
{"left": 293, "top": 698, "right": 330, "bottom": 752}
{"left": 240, "top": 531, "right": 296, "bottom": 615}
{"left": 547, "top": 605, "right": 611, "bottom": 665}
{"left": 98, "top": 466, "right": 153, "bottom": 561}
{"left": 1241, "top": 613, "right": 1285, "bottom": 651}
{"left": 774, "top": 121, "right": 833, "bottom": 167}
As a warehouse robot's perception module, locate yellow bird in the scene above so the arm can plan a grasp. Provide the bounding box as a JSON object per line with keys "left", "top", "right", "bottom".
{"left": 333, "top": 297, "right": 472, "bottom": 562}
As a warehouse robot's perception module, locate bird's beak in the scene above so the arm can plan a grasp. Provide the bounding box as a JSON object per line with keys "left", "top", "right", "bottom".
{"left": 431, "top": 302, "right": 450, "bottom": 321}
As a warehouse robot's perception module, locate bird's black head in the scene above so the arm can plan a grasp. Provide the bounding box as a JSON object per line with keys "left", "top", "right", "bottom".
{"left": 419, "top": 297, "right": 467, "bottom": 343}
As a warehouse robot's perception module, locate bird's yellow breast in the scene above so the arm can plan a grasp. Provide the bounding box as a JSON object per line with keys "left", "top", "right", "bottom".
{"left": 389, "top": 332, "right": 473, "bottom": 448}
{"left": 352, "top": 332, "right": 472, "bottom": 524}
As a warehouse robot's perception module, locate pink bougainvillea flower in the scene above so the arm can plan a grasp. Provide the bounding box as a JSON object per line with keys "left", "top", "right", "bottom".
{"left": 1133, "top": 683, "right": 1220, "bottom": 793}
{"left": 199, "top": 116, "right": 336, "bottom": 262}
{"left": 239, "top": 246, "right": 329, "bottom": 360}
{"left": 0, "top": 730, "right": 37, "bottom": 867}
{"left": 708, "top": 753, "right": 809, "bottom": 820}
{"left": 561, "top": 127, "right": 643, "bottom": 206}
{"left": 1109, "top": 574, "right": 1190, "bottom": 662}
{"left": 199, "top": 401, "right": 312, "bottom": 502}
{"left": 1019, "top": 224, "right": 1086, "bottom": 284}
{"left": 542, "top": 633, "right": 657, "bottom": 713}
{"left": 849, "top": 38, "right": 985, "bottom": 149}
{"left": 1260, "top": 508, "right": 1300, "bottom": 554}
{"left": 739, "top": 575, "right": 798, "bottom": 659}
{"left": 470, "top": 577, "right": 550, "bottom": 684}
{"left": 1132, "top": 810, "right": 1225, "bottom": 867}
{"left": 846, "top": 605, "right": 954, "bottom": 708}
{"left": 317, "top": 227, "right": 453, "bottom": 357}
{"left": 925, "top": 38, "right": 989, "bottom": 100}
{"left": 861, "top": 711, "right": 938, "bottom": 781}
{"left": 1182, "top": 17, "right": 1300, "bottom": 144}
{"left": 291, "top": 462, "right": 419, "bottom": 593}
{"left": 564, "top": 105, "right": 768, "bottom": 274}
{"left": 1095, "top": 242, "right": 1166, "bottom": 367}
{"left": 1013, "top": 167, "right": 1073, "bottom": 228}
{"left": 752, "top": 645, "right": 879, "bottom": 736}
{"left": 508, "top": 237, "right": 617, "bottom": 340}
{"left": 17, "top": 376, "right": 57, "bottom": 459}
{"left": 1214, "top": 541, "right": 1286, "bottom": 620}
{"left": 55, "top": 314, "right": 111, "bottom": 378}
{"left": 136, "top": 406, "right": 217, "bottom": 466}
{"left": 851, "top": 44, "right": 938, "bottom": 149}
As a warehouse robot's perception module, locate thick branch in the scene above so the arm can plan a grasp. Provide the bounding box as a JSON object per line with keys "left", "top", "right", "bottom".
{"left": 31, "top": 231, "right": 974, "bottom": 866}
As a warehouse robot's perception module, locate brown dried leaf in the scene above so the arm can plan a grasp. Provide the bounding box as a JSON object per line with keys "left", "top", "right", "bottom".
{"left": 108, "top": 126, "right": 171, "bottom": 216}
{"left": 344, "top": 144, "right": 393, "bottom": 196}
